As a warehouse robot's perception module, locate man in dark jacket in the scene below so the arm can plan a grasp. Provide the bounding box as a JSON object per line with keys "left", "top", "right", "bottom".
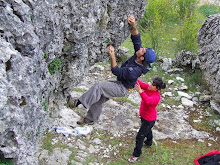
{"left": 67, "top": 16, "right": 156, "bottom": 125}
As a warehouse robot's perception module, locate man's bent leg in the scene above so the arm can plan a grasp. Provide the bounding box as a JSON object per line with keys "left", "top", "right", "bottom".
{"left": 79, "top": 81, "right": 128, "bottom": 121}
{"left": 79, "top": 81, "right": 128, "bottom": 108}
{"left": 85, "top": 96, "right": 109, "bottom": 121}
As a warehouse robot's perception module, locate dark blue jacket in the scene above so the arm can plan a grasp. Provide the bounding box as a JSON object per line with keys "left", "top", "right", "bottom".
{"left": 111, "top": 33, "right": 150, "bottom": 88}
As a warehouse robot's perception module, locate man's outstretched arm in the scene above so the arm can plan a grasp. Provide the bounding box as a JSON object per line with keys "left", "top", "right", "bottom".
{"left": 128, "top": 16, "right": 138, "bottom": 36}
{"left": 107, "top": 45, "right": 117, "bottom": 68}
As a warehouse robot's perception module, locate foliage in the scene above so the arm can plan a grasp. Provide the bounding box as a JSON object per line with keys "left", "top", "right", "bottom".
{"left": 198, "top": 4, "right": 220, "bottom": 17}
{"left": 184, "top": 68, "right": 204, "bottom": 92}
{"left": 30, "top": 15, "right": 34, "bottom": 22}
{"left": 139, "top": 0, "right": 167, "bottom": 55}
{"left": 0, "top": 159, "right": 14, "bottom": 165}
{"left": 176, "top": 0, "right": 199, "bottom": 20}
{"left": 42, "top": 98, "right": 48, "bottom": 111}
{"left": 73, "top": 88, "right": 86, "bottom": 93}
{"left": 44, "top": 52, "right": 48, "bottom": 60}
{"left": 104, "top": 38, "right": 112, "bottom": 44}
{"left": 41, "top": 132, "right": 53, "bottom": 152}
{"left": 26, "top": 132, "right": 31, "bottom": 137}
{"left": 63, "top": 45, "right": 72, "bottom": 52}
{"left": 176, "top": 14, "right": 199, "bottom": 53}
{"left": 138, "top": 0, "right": 203, "bottom": 56}
{"left": 48, "top": 59, "right": 62, "bottom": 75}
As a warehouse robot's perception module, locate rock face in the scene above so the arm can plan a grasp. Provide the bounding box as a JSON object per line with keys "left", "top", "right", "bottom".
{"left": 173, "top": 50, "right": 200, "bottom": 70}
{"left": 0, "top": 0, "right": 147, "bottom": 164}
{"left": 197, "top": 14, "right": 220, "bottom": 113}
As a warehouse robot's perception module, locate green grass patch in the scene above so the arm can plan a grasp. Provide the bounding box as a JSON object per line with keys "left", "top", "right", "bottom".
{"left": 162, "top": 97, "right": 181, "bottom": 107}
{"left": 112, "top": 97, "right": 139, "bottom": 107}
{"left": 42, "top": 98, "right": 48, "bottom": 111}
{"left": 63, "top": 45, "right": 72, "bottom": 52}
{"left": 96, "top": 61, "right": 110, "bottom": 66}
{"left": 189, "top": 107, "right": 219, "bottom": 133}
{"left": 108, "top": 138, "right": 220, "bottom": 164}
{"left": 73, "top": 88, "right": 87, "bottom": 93}
{"left": 41, "top": 131, "right": 70, "bottom": 152}
{"left": 0, "top": 158, "right": 14, "bottom": 165}
{"left": 41, "top": 132, "right": 54, "bottom": 152}
{"left": 183, "top": 69, "right": 205, "bottom": 92}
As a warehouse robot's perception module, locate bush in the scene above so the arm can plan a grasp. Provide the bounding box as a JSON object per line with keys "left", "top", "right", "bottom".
{"left": 139, "top": 0, "right": 169, "bottom": 55}
{"left": 176, "top": 14, "right": 199, "bottom": 53}
{"left": 198, "top": 4, "right": 220, "bottom": 17}
{"left": 176, "top": 0, "right": 199, "bottom": 20}
{"left": 48, "top": 59, "right": 62, "bottom": 75}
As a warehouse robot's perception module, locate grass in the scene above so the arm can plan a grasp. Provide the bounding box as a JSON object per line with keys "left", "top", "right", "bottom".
{"left": 0, "top": 158, "right": 14, "bottom": 165}
{"left": 107, "top": 138, "right": 220, "bottom": 165}
{"left": 41, "top": 132, "right": 54, "bottom": 152}
{"left": 183, "top": 68, "right": 206, "bottom": 92}
{"left": 73, "top": 88, "right": 87, "bottom": 93}
{"left": 189, "top": 106, "right": 220, "bottom": 133}
{"left": 112, "top": 96, "right": 139, "bottom": 107}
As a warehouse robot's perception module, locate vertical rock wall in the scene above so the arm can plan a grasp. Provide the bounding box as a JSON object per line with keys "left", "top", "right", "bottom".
{"left": 197, "top": 14, "right": 220, "bottom": 113}
{"left": 0, "top": 0, "right": 147, "bottom": 164}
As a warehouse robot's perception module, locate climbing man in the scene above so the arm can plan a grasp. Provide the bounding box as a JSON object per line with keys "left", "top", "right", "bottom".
{"left": 67, "top": 15, "right": 156, "bottom": 125}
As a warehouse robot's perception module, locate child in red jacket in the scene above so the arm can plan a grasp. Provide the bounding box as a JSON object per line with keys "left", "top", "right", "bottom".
{"left": 128, "top": 77, "right": 166, "bottom": 163}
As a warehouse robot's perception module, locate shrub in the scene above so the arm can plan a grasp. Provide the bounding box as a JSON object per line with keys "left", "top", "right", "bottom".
{"left": 176, "top": 14, "right": 199, "bottom": 53}
{"left": 48, "top": 59, "right": 62, "bottom": 75}
{"left": 198, "top": 4, "right": 220, "bottom": 17}
{"left": 139, "top": 0, "right": 168, "bottom": 55}
{"left": 42, "top": 98, "right": 48, "bottom": 111}
{"left": 44, "top": 52, "right": 48, "bottom": 60}
{"left": 176, "top": 0, "right": 199, "bottom": 20}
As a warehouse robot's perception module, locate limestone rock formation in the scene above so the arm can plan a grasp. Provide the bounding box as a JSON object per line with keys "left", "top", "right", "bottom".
{"left": 197, "top": 14, "right": 220, "bottom": 113}
{"left": 0, "top": 0, "right": 147, "bottom": 164}
{"left": 173, "top": 50, "right": 200, "bottom": 70}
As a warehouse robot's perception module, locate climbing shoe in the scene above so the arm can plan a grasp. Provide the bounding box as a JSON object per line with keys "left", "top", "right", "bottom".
{"left": 77, "top": 118, "right": 94, "bottom": 125}
{"left": 66, "top": 95, "right": 78, "bottom": 108}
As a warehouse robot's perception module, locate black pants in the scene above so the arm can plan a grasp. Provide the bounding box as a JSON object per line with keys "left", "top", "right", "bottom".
{"left": 133, "top": 118, "right": 155, "bottom": 157}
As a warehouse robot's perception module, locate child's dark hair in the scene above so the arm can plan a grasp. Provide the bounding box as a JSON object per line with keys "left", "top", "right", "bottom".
{"left": 152, "top": 77, "right": 166, "bottom": 90}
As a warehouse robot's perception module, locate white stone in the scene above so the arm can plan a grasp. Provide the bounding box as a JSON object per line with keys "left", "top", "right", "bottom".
{"left": 168, "top": 80, "right": 174, "bottom": 84}
{"left": 177, "top": 91, "right": 192, "bottom": 99}
{"left": 181, "top": 97, "right": 194, "bottom": 107}
{"left": 163, "top": 92, "right": 173, "bottom": 97}
{"left": 176, "top": 77, "right": 184, "bottom": 82}
{"left": 179, "top": 85, "right": 188, "bottom": 90}
{"left": 92, "top": 138, "right": 102, "bottom": 145}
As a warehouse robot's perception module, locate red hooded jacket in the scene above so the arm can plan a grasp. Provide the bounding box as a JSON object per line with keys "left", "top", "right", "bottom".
{"left": 137, "top": 79, "right": 161, "bottom": 121}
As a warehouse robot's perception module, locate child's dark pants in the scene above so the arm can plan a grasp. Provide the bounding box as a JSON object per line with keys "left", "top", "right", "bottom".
{"left": 133, "top": 118, "right": 155, "bottom": 157}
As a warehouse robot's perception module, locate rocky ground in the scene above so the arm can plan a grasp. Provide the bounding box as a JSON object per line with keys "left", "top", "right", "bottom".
{"left": 36, "top": 61, "right": 220, "bottom": 165}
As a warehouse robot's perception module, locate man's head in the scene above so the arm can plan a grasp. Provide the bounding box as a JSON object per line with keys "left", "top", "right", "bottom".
{"left": 136, "top": 48, "right": 156, "bottom": 65}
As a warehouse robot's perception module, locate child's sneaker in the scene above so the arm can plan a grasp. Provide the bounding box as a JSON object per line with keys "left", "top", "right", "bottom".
{"left": 128, "top": 156, "right": 138, "bottom": 163}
